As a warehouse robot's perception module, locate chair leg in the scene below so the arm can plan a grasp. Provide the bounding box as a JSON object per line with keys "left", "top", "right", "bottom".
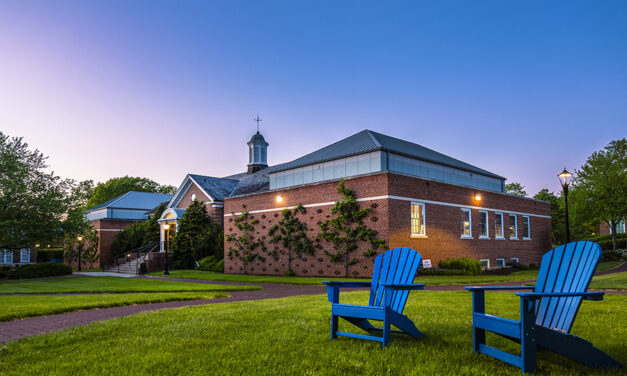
{"left": 331, "top": 314, "right": 338, "bottom": 340}
{"left": 521, "top": 298, "right": 537, "bottom": 374}
{"left": 382, "top": 308, "right": 391, "bottom": 348}
{"left": 472, "top": 290, "right": 486, "bottom": 354}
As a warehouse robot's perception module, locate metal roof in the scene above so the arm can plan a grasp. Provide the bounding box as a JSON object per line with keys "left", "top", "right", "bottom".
{"left": 85, "top": 191, "right": 174, "bottom": 212}
{"left": 188, "top": 174, "right": 240, "bottom": 202}
{"left": 269, "top": 129, "right": 504, "bottom": 179}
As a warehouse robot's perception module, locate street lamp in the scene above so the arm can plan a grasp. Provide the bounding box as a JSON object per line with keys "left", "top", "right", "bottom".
{"left": 163, "top": 223, "right": 170, "bottom": 276}
{"left": 76, "top": 235, "right": 84, "bottom": 272}
{"left": 557, "top": 168, "right": 573, "bottom": 243}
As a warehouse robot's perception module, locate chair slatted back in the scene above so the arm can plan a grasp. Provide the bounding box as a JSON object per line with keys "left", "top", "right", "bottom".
{"left": 368, "top": 248, "right": 422, "bottom": 313}
{"left": 534, "top": 241, "right": 602, "bottom": 333}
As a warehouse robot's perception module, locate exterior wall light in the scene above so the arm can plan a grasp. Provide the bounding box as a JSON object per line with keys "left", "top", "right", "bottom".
{"left": 474, "top": 193, "right": 482, "bottom": 201}
{"left": 77, "top": 236, "right": 83, "bottom": 242}
{"left": 276, "top": 195, "right": 284, "bottom": 203}
{"left": 163, "top": 224, "right": 170, "bottom": 230}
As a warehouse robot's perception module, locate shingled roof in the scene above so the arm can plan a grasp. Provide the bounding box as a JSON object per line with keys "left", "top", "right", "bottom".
{"left": 269, "top": 129, "right": 504, "bottom": 179}
{"left": 188, "top": 174, "right": 239, "bottom": 202}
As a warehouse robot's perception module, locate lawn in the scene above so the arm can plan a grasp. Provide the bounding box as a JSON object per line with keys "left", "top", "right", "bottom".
{"left": 0, "top": 292, "right": 228, "bottom": 322}
{"left": 0, "top": 276, "right": 262, "bottom": 294}
{"left": 148, "top": 269, "right": 541, "bottom": 286}
{"left": 589, "top": 271, "right": 627, "bottom": 290}
{"left": 0, "top": 290, "right": 623, "bottom": 375}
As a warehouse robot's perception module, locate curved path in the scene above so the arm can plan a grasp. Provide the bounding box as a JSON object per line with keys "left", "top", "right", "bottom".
{"left": 1, "top": 263, "right": 624, "bottom": 344}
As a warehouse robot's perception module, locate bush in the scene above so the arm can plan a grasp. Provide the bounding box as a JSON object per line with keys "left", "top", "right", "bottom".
{"left": 417, "top": 268, "right": 473, "bottom": 276}
{"left": 507, "top": 262, "right": 535, "bottom": 270}
{"left": 602, "top": 249, "right": 623, "bottom": 261}
{"left": 37, "top": 249, "right": 64, "bottom": 262}
{"left": 197, "top": 256, "right": 224, "bottom": 272}
{"left": 583, "top": 233, "right": 627, "bottom": 250}
{"left": 0, "top": 262, "right": 72, "bottom": 279}
{"left": 438, "top": 257, "right": 482, "bottom": 275}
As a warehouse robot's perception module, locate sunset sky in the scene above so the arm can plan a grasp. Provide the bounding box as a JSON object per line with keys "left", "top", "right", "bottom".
{"left": 1, "top": 1, "right": 625, "bottom": 195}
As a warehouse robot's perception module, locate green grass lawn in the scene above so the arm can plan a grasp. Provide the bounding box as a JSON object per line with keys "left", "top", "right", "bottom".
{"left": 0, "top": 292, "right": 228, "bottom": 322}
{"left": 589, "top": 271, "right": 627, "bottom": 290}
{"left": 0, "top": 276, "right": 261, "bottom": 294}
{"left": 0, "top": 290, "right": 623, "bottom": 375}
{"left": 149, "top": 269, "right": 541, "bottom": 285}
{"left": 149, "top": 261, "right": 622, "bottom": 287}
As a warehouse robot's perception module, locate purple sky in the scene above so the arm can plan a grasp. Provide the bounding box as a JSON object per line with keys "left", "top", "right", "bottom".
{"left": 1, "top": 1, "right": 625, "bottom": 195}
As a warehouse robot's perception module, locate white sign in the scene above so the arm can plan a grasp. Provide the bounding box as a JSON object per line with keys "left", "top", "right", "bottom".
{"left": 422, "top": 259, "right": 432, "bottom": 268}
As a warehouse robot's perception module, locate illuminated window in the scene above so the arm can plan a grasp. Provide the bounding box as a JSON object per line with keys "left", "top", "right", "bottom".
{"left": 495, "top": 212, "right": 504, "bottom": 239}
{"left": 411, "top": 203, "right": 426, "bottom": 236}
{"left": 479, "top": 211, "right": 489, "bottom": 238}
{"left": 509, "top": 214, "right": 518, "bottom": 239}
{"left": 522, "top": 216, "right": 530, "bottom": 239}
{"left": 461, "top": 208, "right": 472, "bottom": 238}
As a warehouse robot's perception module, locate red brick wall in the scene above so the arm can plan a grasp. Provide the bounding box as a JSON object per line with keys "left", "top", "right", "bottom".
{"left": 223, "top": 172, "right": 552, "bottom": 277}
{"left": 174, "top": 182, "right": 225, "bottom": 224}
{"left": 89, "top": 219, "right": 140, "bottom": 269}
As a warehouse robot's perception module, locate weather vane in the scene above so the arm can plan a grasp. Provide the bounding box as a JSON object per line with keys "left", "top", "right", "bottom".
{"left": 253, "top": 115, "right": 262, "bottom": 133}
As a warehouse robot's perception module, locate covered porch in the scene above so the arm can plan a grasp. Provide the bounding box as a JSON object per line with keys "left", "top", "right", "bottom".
{"left": 157, "top": 208, "right": 185, "bottom": 252}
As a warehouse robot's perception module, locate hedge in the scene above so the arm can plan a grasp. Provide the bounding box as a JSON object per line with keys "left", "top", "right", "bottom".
{"left": 438, "top": 257, "right": 482, "bottom": 275}
{"left": 197, "top": 255, "right": 224, "bottom": 273}
{"left": 37, "top": 249, "right": 64, "bottom": 262}
{"left": 583, "top": 233, "right": 627, "bottom": 250}
{"left": 0, "top": 262, "right": 73, "bottom": 280}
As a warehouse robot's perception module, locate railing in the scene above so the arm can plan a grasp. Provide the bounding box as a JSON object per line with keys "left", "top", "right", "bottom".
{"left": 114, "top": 242, "right": 159, "bottom": 275}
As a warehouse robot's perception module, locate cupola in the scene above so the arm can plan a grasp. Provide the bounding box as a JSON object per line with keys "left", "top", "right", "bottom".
{"left": 247, "top": 131, "right": 269, "bottom": 174}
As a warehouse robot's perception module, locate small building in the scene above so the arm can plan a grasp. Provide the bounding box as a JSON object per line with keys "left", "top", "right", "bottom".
{"left": 0, "top": 248, "right": 36, "bottom": 267}
{"left": 161, "top": 129, "right": 551, "bottom": 277}
{"left": 85, "top": 191, "right": 173, "bottom": 268}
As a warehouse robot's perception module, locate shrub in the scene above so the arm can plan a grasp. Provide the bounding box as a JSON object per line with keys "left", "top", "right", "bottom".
{"left": 438, "top": 257, "right": 482, "bottom": 275}
{"left": 602, "top": 249, "right": 622, "bottom": 261}
{"left": 583, "top": 233, "right": 627, "bottom": 250}
{"left": 197, "top": 255, "right": 224, "bottom": 272}
{"left": 0, "top": 262, "right": 72, "bottom": 279}
{"left": 37, "top": 249, "right": 64, "bottom": 262}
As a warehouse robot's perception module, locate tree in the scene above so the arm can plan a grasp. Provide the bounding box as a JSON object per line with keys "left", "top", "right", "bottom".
{"left": 0, "top": 132, "right": 73, "bottom": 249}
{"left": 226, "top": 206, "right": 264, "bottom": 274}
{"left": 573, "top": 139, "right": 626, "bottom": 250}
{"left": 268, "top": 204, "right": 314, "bottom": 276}
{"left": 316, "top": 180, "right": 386, "bottom": 277}
{"left": 172, "top": 200, "right": 223, "bottom": 269}
{"left": 63, "top": 226, "right": 99, "bottom": 270}
{"left": 86, "top": 176, "right": 176, "bottom": 209}
{"left": 505, "top": 182, "right": 528, "bottom": 197}
{"left": 110, "top": 203, "right": 166, "bottom": 257}
{"left": 533, "top": 189, "right": 564, "bottom": 244}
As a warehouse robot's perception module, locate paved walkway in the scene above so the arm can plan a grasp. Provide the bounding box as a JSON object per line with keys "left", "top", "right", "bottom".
{"left": 1, "top": 263, "right": 624, "bottom": 344}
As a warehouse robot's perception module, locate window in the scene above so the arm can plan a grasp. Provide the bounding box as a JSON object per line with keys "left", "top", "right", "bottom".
{"left": 522, "top": 216, "right": 530, "bottom": 239}
{"left": 1, "top": 250, "right": 12, "bottom": 264}
{"left": 511, "top": 257, "right": 519, "bottom": 263}
{"left": 461, "top": 208, "right": 472, "bottom": 238}
{"left": 496, "top": 258, "right": 505, "bottom": 268}
{"left": 610, "top": 219, "right": 626, "bottom": 234}
{"left": 411, "top": 203, "right": 426, "bottom": 237}
{"left": 479, "top": 211, "right": 489, "bottom": 238}
{"left": 20, "top": 249, "right": 30, "bottom": 263}
{"left": 509, "top": 214, "right": 518, "bottom": 239}
{"left": 495, "top": 212, "right": 504, "bottom": 239}
{"left": 480, "top": 259, "right": 490, "bottom": 269}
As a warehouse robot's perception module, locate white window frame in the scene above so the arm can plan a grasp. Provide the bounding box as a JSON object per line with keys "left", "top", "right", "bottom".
{"left": 522, "top": 216, "right": 531, "bottom": 239}
{"left": 496, "top": 258, "right": 506, "bottom": 268}
{"left": 478, "top": 210, "right": 489, "bottom": 239}
{"left": 480, "top": 259, "right": 490, "bottom": 269}
{"left": 510, "top": 257, "right": 519, "bottom": 263}
{"left": 509, "top": 214, "right": 518, "bottom": 240}
{"left": 410, "top": 202, "right": 427, "bottom": 237}
{"left": 20, "top": 248, "right": 30, "bottom": 263}
{"left": 495, "top": 212, "right": 504, "bottom": 239}
{"left": 1, "top": 250, "right": 12, "bottom": 264}
{"left": 610, "top": 219, "right": 625, "bottom": 234}
{"left": 461, "top": 208, "right": 472, "bottom": 239}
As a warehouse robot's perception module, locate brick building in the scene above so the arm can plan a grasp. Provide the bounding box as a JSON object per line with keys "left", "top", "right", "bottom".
{"left": 85, "top": 191, "right": 173, "bottom": 268}
{"left": 160, "top": 129, "right": 551, "bottom": 277}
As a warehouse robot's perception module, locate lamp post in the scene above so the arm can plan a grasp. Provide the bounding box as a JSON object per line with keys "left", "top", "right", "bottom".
{"left": 76, "top": 235, "right": 84, "bottom": 272}
{"left": 163, "top": 224, "right": 170, "bottom": 276}
{"left": 557, "top": 168, "right": 573, "bottom": 244}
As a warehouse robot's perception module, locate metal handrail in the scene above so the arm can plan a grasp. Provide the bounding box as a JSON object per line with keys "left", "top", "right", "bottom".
{"left": 135, "top": 243, "right": 160, "bottom": 275}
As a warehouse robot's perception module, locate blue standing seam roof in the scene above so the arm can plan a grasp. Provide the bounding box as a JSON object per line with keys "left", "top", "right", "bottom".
{"left": 85, "top": 191, "right": 174, "bottom": 212}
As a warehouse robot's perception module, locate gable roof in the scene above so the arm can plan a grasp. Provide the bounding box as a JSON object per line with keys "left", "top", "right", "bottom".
{"left": 188, "top": 174, "right": 239, "bottom": 202}
{"left": 85, "top": 191, "right": 173, "bottom": 212}
{"left": 269, "top": 129, "right": 504, "bottom": 179}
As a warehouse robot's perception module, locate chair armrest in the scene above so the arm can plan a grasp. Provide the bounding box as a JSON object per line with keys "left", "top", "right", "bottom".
{"left": 323, "top": 281, "right": 371, "bottom": 303}
{"left": 383, "top": 283, "right": 425, "bottom": 291}
{"left": 322, "top": 281, "right": 371, "bottom": 287}
{"left": 465, "top": 286, "right": 535, "bottom": 292}
{"left": 516, "top": 291, "right": 604, "bottom": 301}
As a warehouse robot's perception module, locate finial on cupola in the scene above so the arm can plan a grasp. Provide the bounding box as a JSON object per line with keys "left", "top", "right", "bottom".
{"left": 247, "top": 115, "right": 269, "bottom": 174}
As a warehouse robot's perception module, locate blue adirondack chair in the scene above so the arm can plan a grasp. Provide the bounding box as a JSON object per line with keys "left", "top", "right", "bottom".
{"left": 323, "top": 247, "right": 425, "bottom": 348}
{"left": 466, "top": 241, "right": 623, "bottom": 373}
